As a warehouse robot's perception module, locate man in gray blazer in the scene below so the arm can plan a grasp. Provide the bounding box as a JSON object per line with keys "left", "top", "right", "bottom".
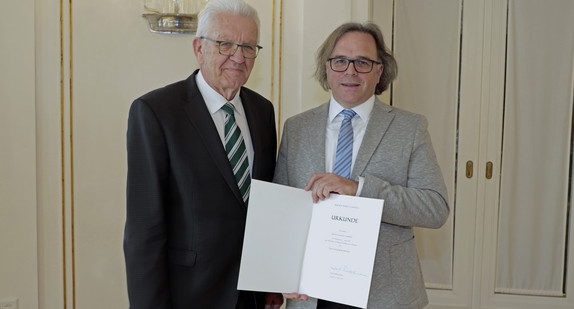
{"left": 274, "top": 22, "right": 449, "bottom": 309}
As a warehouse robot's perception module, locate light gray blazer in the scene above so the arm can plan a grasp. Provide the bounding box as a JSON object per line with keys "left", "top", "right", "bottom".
{"left": 273, "top": 99, "right": 449, "bottom": 309}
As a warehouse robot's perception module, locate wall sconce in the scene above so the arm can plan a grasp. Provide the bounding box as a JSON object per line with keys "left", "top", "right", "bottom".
{"left": 143, "top": 0, "right": 209, "bottom": 34}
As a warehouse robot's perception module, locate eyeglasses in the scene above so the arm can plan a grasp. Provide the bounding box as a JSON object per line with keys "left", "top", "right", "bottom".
{"left": 328, "top": 57, "right": 381, "bottom": 73}
{"left": 200, "top": 36, "right": 262, "bottom": 59}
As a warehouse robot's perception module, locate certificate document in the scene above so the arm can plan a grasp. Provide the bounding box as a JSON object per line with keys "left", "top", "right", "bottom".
{"left": 238, "top": 180, "right": 384, "bottom": 308}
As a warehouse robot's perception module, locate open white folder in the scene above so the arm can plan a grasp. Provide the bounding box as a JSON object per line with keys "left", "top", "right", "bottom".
{"left": 238, "top": 180, "right": 384, "bottom": 308}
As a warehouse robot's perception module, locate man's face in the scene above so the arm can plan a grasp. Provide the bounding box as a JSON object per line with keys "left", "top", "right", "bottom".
{"left": 193, "top": 13, "right": 258, "bottom": 100}
{"left": 326, "top": 31, "right": 383, "bottom": 108}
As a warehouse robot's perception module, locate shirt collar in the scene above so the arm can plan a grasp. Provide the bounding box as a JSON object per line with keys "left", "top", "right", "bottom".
{"left": 196, "top": 70, "right": 242, "bottom": 115}
{"left": 328, "top": 95, "right": 375, "bottom": 123}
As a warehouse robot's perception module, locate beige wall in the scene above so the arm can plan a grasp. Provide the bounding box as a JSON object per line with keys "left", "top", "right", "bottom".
{"left": 0, "top": 0, "right": 38, "bottom": 308}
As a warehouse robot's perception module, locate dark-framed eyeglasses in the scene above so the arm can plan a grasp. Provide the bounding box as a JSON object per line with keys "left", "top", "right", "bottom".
{"left": 328, "top": 57, "right": 382, "bottom": 73}
{"left": 200, "top": 36, "right": 262, "bottom": 59}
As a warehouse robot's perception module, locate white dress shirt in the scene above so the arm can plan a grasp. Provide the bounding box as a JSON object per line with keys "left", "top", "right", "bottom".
{"left": 326, "top": 95, "right": 375, "bottom": 195}
{"left": 195, "top": 71, "right": 254, "bottom": 174}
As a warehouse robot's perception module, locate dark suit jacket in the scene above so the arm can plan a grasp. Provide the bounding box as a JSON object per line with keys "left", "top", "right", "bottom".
{"left": 124, "top": 70, "right": 277, "bottom": 308}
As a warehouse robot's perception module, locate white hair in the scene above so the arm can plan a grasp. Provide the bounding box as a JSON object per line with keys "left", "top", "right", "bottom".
{"left": 196, "top": 0, "right": 260, "bottom": 41}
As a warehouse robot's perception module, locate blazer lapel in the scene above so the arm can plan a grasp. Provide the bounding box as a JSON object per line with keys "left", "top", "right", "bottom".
{"left": 182, "top": 72, "right": 245, "bottom": 205}
{"left": 352, "top": 99, "right": 395, "bottom": 178}
{"left": 307, "top": 103, "right": 329, "bottom": 172}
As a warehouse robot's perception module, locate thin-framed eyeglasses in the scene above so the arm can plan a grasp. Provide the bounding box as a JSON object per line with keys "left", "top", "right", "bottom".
{"left": 328, "top": 57, "right": 382, "bottom": 73}
{"left": 200, "top": 36, "right": 262, "bottom": 59}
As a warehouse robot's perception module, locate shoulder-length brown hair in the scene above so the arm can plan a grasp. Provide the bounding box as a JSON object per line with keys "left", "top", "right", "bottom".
{"left": 314, "top": 22, "right": 397, "bottom": 94}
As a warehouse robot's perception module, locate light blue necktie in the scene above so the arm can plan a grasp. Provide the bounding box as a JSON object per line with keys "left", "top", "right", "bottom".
{"left": 333, "top": 109, "right": 357, "bottom": 179}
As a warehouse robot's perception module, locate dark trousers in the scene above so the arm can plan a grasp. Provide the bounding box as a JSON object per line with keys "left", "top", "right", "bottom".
{"left": 316, "top": 299, "right": 361, "bottom": 309}
{"left": 236, "top": 291, "right": 263, "bottom": 309}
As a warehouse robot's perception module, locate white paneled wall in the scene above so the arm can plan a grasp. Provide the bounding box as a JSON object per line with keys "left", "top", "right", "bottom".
{"left": 392, "top": 0, "right": 460, "bottom": 290}
{"left": 495, "top": 0, "right": 574, "bottom": 296}
{"left": 0, "top": 1, "right": 38, "bottom": 308}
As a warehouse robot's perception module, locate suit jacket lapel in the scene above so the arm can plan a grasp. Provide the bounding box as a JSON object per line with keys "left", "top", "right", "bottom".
{"left": 241, "top": 89, "right": 262, "bottom": 179}
{"left": 308, "top": 103, "right": 329, "bottom": 172}
{"left": 182, "top": 72, "right": 244, "bottom": 205}
{"left": 352, "top": 99, "right": 395, "bottom": 178}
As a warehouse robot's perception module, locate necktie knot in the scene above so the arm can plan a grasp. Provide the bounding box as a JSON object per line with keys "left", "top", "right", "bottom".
{"left": 340, "top": 109, "right": 357, "bottom": 121}
{"left": 221, "top": 102, "right": 235, "bottom": 116}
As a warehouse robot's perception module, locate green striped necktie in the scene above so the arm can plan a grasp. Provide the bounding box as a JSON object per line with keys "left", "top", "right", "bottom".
{"left": 221, "top": 103, "right": 251, "bottom": 205}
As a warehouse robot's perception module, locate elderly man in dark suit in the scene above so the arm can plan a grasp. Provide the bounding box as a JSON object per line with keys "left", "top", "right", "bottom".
{"left": 123, "top": 0, "right": 280, "bottom": 308}
{"left": 275, "top": 22, "right": 449, "bottom": 309}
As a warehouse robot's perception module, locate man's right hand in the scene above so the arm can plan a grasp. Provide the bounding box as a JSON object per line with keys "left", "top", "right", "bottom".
{"left": 282, "top": 293, "right": 309, "bottom": 301}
